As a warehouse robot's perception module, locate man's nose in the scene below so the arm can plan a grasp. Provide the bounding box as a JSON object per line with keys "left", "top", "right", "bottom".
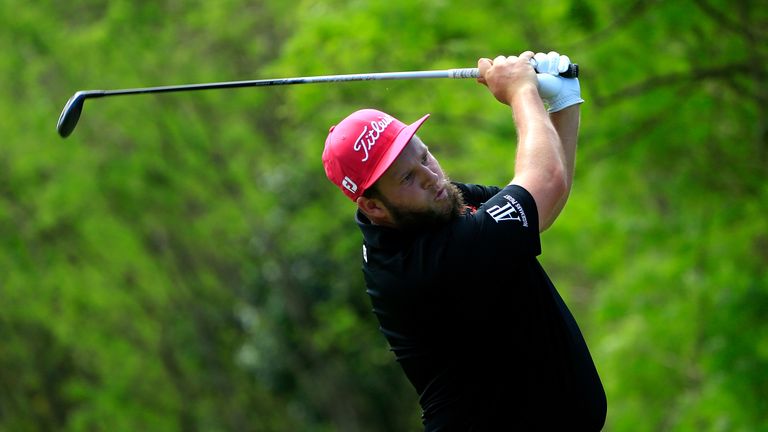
{"left": 419, "top": 165, "right": 439, "bottom": 189}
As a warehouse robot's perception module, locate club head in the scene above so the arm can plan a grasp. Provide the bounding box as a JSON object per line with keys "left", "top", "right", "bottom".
{"left": 57, "top": 91, "right": 89, "bottom": 138}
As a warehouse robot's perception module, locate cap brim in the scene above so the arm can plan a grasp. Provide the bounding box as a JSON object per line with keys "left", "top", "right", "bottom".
{"left": 362, "top": 113, "right": 430, "bottom": 192}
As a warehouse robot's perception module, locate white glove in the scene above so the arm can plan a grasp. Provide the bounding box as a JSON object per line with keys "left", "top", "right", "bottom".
{"left": 545, "top": 76, "right": 583, "bottom": 113}
{"left": 532, "top": 51, "right": 572, "bottom": 76}
{"left": 533, "top": 51, "right": 583, "bottom": 113}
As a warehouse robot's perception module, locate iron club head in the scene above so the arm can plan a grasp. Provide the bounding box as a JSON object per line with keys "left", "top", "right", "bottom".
{"left": 57, "top": 91, "right": 107, "bottom": 138}
{"left": 56, "top": 91, "right": 88, "bottom": 138}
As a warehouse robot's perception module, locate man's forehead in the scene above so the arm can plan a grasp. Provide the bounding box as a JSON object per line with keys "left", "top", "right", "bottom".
{"left": 387, "top": 136, "right": 425, "bottom": 174}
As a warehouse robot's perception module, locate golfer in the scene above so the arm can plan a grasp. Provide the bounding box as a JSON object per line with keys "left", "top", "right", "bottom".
{"left": 322, "top": 51, "right": 606, "bottom": 430}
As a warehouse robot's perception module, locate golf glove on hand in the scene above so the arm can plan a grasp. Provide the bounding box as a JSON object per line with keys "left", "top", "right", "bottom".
{"left": 533, "top": 51, "right": 584, "bottom": 113}
{"left": 532, "top": 51, "right": 572, "bottom": 76}
{"left": 544, "top": 76, "right": 583, "bottom": 113}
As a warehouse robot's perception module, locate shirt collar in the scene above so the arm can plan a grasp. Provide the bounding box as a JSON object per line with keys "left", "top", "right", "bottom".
{"left": 355, "top": 209, "right": 413, "bottom": 250}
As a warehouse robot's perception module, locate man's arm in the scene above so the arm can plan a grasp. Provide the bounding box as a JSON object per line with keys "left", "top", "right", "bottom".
{"left": 547, "top": 104, "right": 580, "bottom": 225}
{"left": 478, "top": 52, "right": 568, "bottom": 232}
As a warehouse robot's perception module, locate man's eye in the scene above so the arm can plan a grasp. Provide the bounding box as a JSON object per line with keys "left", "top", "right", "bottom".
{"left": 421, "top": 154, "right": 428, "bottom": 164}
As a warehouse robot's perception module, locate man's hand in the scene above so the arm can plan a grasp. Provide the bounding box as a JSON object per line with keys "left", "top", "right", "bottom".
{"left": 477, "top": 51, "right": 538, "bottom": 105}
{"left": 543, "top": 76, "right": 583, "bottom": 113}
{"left": 532, "top": 51, "right": 573, "bottom": 76}
{"left": 533, "top": 51, "right": 584, "bottom": 113}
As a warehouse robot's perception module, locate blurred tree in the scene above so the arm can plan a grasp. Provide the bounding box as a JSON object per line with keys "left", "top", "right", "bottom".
{"left": 0, "top": 0, "right": 765, "bottom": 431}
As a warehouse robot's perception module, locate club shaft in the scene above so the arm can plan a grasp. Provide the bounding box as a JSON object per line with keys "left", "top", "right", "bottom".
{"left": 91, "top": 69, "right": 481, "bottom": 98}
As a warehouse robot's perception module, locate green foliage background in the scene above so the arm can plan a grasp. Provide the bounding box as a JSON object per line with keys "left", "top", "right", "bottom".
{"left": 1, "top": 0, "right": 766, "bottom": 430}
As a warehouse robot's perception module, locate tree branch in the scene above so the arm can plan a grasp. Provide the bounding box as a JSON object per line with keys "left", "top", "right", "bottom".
{"left": 565, "top": 0, "right": 661, "bottom": 51}
{"left": 593, "top": 61, "right": 753, "bottom": 106}
{"left": 692, "top": 0, "right": 758, "bottom": 42}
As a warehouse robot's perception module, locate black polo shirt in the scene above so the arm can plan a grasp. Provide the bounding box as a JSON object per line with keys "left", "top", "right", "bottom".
{"left": 357, "top": 183, "right": 606, "bottom": 431}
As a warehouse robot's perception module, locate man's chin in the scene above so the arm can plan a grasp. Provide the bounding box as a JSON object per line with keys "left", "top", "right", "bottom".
{"left": 389, "top": 183, "right": 466, "bottom": 231}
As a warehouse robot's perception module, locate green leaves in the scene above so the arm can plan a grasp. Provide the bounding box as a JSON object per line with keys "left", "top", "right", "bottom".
{"left": 1, "top": 0, "right": 766, "bottom": 430}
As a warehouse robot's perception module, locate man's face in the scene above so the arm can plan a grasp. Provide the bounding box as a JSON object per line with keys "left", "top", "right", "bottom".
{"left": 372, "top": 136, "right": 465, "bottom": 230}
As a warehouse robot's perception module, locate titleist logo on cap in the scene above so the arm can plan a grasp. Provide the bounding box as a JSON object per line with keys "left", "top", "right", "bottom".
{"left": 353, "top": 114, "right": 394, "bottom": 162}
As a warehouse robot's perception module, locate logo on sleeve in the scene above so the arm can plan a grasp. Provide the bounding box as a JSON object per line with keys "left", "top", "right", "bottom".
{"left": 485, "top": 195, "right": 529, "bottom": 227}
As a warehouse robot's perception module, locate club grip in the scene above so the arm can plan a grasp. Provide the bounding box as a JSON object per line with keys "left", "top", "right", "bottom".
{"left": 560, "top": 63, "right": 579, "bottom": 78}
{"left": 529, "top": 59, "right": 579, "bottom": 78}
{"left": 449, "top": 63, "right": 579, "bottom": 80}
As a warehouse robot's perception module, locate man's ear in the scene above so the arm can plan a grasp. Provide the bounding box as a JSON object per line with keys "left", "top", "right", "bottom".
{"left": 356, "top": 196, "right": 391, "bottom": 225}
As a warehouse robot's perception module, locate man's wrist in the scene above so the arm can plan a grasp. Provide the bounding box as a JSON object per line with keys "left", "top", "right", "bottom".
{"left": 507, "top": 83, "right": 541, "bottom": 105}
{"left": 549, "top": 104, "right": 580, "bottom": 115}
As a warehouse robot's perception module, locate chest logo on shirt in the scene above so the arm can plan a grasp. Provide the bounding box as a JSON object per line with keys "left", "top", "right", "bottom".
{"left": 485, "top": 195, "right": 529, "bottom": 227}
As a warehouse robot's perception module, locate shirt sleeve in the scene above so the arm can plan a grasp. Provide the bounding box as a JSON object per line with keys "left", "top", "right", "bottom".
{"left": 448, "top": 184, "right": 541, "bottom": 258}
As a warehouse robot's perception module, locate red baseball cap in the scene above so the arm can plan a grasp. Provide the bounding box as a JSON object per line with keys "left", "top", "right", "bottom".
{"left": 323, "top": 109, "right": 430, "bottom": 201}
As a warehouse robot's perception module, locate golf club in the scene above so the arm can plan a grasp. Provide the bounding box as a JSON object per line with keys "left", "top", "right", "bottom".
{"left": 57, "top": 62, "right": 578, "bottom": 138}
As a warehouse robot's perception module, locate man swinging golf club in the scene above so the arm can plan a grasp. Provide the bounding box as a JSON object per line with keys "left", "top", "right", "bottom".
{"left": 322, "top": 51, "right": 607, "bottom": 430}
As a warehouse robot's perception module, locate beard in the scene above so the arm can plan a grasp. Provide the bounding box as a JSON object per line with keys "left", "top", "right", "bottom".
{"left": 381, "top": 182, "right": 466, "bottom": 231}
